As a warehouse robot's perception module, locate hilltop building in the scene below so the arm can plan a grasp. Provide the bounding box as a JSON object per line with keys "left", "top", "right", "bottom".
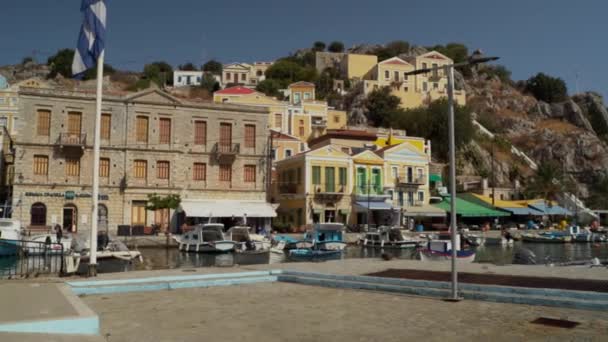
{"left": 222, "top": 62, "right": 273, "bottom": 88}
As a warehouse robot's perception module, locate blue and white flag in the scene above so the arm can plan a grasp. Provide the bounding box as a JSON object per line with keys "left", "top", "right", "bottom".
{"left": 72, "top": 0, "right": 107, "bottom": 78}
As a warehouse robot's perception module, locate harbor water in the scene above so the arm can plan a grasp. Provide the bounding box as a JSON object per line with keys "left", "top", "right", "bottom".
{"left": 1, "top": 242, "right": 607, "bottom": 277}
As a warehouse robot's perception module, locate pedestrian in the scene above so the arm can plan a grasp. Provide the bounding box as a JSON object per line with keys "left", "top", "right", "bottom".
{"left": 55, "top": 224, "right": 63, "bottom": 244}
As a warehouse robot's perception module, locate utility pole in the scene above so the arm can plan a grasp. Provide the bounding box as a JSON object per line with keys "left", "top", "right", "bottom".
{"left": 491, "top": 141, "right": 496, "bottom": 206}
{"left": 367, "top": 176, "right": 371, "bottom": 231}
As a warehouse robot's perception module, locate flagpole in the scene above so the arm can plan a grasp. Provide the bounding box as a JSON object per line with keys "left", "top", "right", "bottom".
{"left": 89, "top": 51, "right": 104, "bottom": 277}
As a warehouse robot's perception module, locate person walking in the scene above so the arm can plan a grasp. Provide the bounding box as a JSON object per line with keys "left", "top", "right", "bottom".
{"left": 55, "top": 224, "right": 63, "bottom": 244}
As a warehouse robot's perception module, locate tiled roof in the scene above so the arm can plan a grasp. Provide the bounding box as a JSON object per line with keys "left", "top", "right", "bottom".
{"left": 214, "top": 86, "right": 256, "bottom": 95}
{"left": 271, "top": 130, "right": 300, "bottom": 141}
{"left": 288, "top": 81, "right": 315, "bottom": 88}
{"left": 308, "top": 129, "right": 377, "bottom": 148}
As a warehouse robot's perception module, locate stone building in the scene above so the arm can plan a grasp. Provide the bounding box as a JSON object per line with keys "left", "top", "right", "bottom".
{"left": 12, "top": 86, "right": 274, "bottom": 234}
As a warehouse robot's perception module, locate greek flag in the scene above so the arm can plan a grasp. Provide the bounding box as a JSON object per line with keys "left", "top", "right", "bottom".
{"left": 72, "top": 0, "right": 107, "bottom": 78}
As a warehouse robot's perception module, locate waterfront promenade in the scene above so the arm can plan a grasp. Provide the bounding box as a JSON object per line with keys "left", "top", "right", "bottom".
{"left": 1, "top": 259, "right": 607, "bottom": 341}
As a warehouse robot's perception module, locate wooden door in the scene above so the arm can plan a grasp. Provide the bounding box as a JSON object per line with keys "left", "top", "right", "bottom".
{"left": 219, "top": 123, "right": 232, "bottom": 152}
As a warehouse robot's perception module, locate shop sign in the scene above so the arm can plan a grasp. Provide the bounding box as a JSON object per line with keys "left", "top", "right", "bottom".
{"left": 24, "top": 191, "right": 109, "bottom": 200}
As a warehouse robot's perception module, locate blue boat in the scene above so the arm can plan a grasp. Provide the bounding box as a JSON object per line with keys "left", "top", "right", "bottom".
{"left": 288, "top": 248, "right": 342, "bottom": 261}
{"left": 304, "top": 223, "right": 347, "bottom": 251}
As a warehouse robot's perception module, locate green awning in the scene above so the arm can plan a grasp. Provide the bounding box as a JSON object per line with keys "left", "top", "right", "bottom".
{"left": 433, "top": 196, "right": 510, "bottom": 217}
{"left": 429, "top": 174, "right": 442, "bottom": 183}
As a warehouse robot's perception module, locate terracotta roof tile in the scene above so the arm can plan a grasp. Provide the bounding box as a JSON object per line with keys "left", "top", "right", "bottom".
{"left": 214, "top": 86, "right": 256, "bottom": 95}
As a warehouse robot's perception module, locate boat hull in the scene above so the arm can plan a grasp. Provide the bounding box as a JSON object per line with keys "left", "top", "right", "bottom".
{"left": 316, "top": 241, "right": 346, "bottom": 251}
{"left": 522, "top": 234, "right": 572, "bottom": 243}
{"left": 179, "top": 241, "right": 235, "bottom": 253}
{"left": 288, "top": 249, "right": 342, "bottom": 261}
{"left": 360, "top": 239, "right": 420, "bottom": 249}
{"left": 0, "top": 240, "right": 19, "bottom": 257}
{"left": 419, "top": 249, "right": 476, "bottom": 263}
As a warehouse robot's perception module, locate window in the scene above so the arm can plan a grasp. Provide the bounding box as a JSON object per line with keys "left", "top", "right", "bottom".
{"left": 285, "top": 149, "right": 292, "bottom": 158}
{"left": 33, "top": 155, "right": 49, "bottom": 175}
{"left": 194, "top": 121, "right": 207, "bottom": 145}
{"left": 407, "top": 167, "right": 413, "bottom": 183}
{"left": 357, "top": 168, "right": 367, "bottom": 194}
{"left": 274, "top": 114, "right": 282, "bottom": 129}
{"left": 134, "top": 160, "right": 147, "bottom": 179}
{"left": 372, "top": 168, "right": 381, "bottom": 194}
{"left": 394, "top": 71, "right": 399, "bottom": 81}
{"left": 334, "top": 115, "right": 340, "bottom": 123}
{"left": 197, "top": 76, "right": 201, "bottom": 83}
{"left": 178, "top": 76, "right": 182, "bottom": 83}
{"left": 293, "top": 92, "right": 301, "bottom": 104}
{"left": 219, "top": 123, "right": 232, "bottom": 151}
{"left": 101, "top": 114, "right": 111, "bottom": 140}
{"left": 99, "top": 158, "right": 110, "bottom": 178}
{"left": 418, "top": 191, "right": 424, "bottom": 202}
{"left": 417, "top": 168, "right": 424, "bottom": 182}
{"left": 65, "top": 158, "right": 80, "bottom": 177}
{"left": 136, "top": 116, "right": 149, "bottom": 143}
{"left": 244, "top": 165, "right": 256, "bottom": 182}
{"left": 271, "top": 149, "right": 277, "bottom": 160}
{"left": 37, "top": 110, "right": 51, "bottom": 136}
{"left": 403, "top": 73, "right": 409, "bottom": 81}
{"left": 325, "top": 167, "right": 335, "bottom": 192}
{"left": 244, "top": 124, "right": 255, "bottom": 148}
{"left": 388, "top": 190, "right": 394, "bottom": 200}
{"left": 67, "top": 112, "right": 82, "bottom": 135}
{"left": 241, "top": 73, "right": 246, "bottom": 81}
{"left": 408, "top": 192, "right": 414, "bottom": 206}
{"left": 226, "top": 72, "right": 231, "bottom": 80}
{"left": 422, "top": 62, "right": 428, "bottom": 69}
{"left": 193, "top": 163, "right": 206, "bottom": 181}
{"left": 159, "top": 118, "right": 171, "bottom": 144}
{"left": 131, "top": 202, "right": 147, "bottom": 226}
{"left": 257, "top": 70, "right": 263, "bottom": 77}
{"left": 423, "top": 82, "right": 428, "bottom": 92}
{"left": 31, "top": 203, "right": 47, "bottom": 226}
{"left": 0, "top": 117, "right": 7, "bottom": 128}
{"left": 298, "top": 126, "right": 305, "bottom": 137}
{"left": 303, "top": 92, "right": 311, "bottom": 100}
{"left": 384, "top": 70, "right": 390, "bottom": 79}
{"left": 157, "top": 161, "right": 170, "bottom": 180}
{"left": 312, "top": 166, "right": 321, "bottom": 185}
{"left": 432, "top": 63, "right": 438, "bottom": 77}
{"left": 392, "top": 166, "right": 398, "bottom": 180}
{"left": 339, "top": 167, "right": 347, "bottom": 187}
{"left": 219, "top": 164, "right": 232, "bottom": 182}
{"left": 433, "top": 83, "right": 438, "bottom": 89}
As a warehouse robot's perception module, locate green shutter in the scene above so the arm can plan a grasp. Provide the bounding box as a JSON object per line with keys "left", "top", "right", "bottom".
{"left": 325, "top": 167, "right": 335, "bottom": 192}
{"left": 312, "top": 166, "right": 320, "bottom": 185}
{"left": 373, "top": 169, "right": 382, "bottom": 194}
{"left": 339, "top": 167, "right": 347, "bottom": 186}
{"left": 357, "top": 168, "right": 366, "bottom": 194}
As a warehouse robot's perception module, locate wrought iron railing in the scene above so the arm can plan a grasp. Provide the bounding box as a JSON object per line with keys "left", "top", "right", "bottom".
{"left": 0, "top": 239, "right": 65, "bottom": 279}
{"left": 212, "top": 142, "right": 240, "bottom": 154}
{"left": 58, "top": 133, "right": 87, "bottom": 146}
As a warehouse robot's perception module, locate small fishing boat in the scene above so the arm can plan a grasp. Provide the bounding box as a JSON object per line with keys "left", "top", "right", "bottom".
{"left": 227, "top": 226, "right": 271, "bottom": 253}
{"left": 521, "top": 232, "right": 572, "bottom": 243}
{"left": 174, "top": 224, "right": 235, "bottom": 253}
{"left": 288, "top": 248, "right": 342, "bottom": 261}
{"left": 461, "top": 233, "right": 484, "bottom": 247}
{"left": 0, "top": 219, "right": 22, "bottom": 256}
{"left": 360, "top": 226, "right": 421, "bottom": 249}
{"left": 270, "top": 240, "right": 286, "bottom": 254}
{"left": 418, "top": 239, "right": 476, "bottom": 263}
{"left": 305, "top": 223, "right": 347, "bottom": 251}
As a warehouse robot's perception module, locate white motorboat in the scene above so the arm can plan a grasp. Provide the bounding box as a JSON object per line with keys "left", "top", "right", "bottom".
{"left": 174, "top": 224, "right": 235, "bottom": 253}
{"left": 227, "top": 226, "right": 271, "bottom": 253}
{"left": 305, "top": 223, "right": 347, "bottom": 251}
{"left": 24, "top": 234, "right": 72, "bottom": 255}
{"left": 360, "top": 226, "right": 422, "bottom": 249}
{"left": 418, "top": 238, "right": 476, "bottom": 263}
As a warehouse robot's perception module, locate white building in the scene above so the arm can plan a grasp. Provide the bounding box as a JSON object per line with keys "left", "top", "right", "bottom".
{"left": 173, "top": 71, "right": 203, "bottom": 87}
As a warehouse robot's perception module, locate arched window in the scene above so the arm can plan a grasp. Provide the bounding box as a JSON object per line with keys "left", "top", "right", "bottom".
{"left": 31, "top": 203, "right": 47, "bottom": 226}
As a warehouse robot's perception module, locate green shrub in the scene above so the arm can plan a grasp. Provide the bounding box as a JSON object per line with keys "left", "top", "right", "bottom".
{"left": 525, "top": 72, "right": 568, "bottom": 103}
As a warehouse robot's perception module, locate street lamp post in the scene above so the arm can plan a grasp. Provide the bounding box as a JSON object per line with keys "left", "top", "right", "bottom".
{"left": 405, "top": 55, "right": 499, "bottom": 301}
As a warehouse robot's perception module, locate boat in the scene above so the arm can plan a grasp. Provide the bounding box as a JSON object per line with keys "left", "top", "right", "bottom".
{"left": 23, "top": 234, "right": 72, "bottom": 255}
{"left": 305, "top": 223, "right": 347, "bottom": 251}
{"left": 521, "top": 232, "right": 572, "bottom": 243}
{"left": 288, "top": 248, "right": 342, "bottom": 261}
{"left": 227, "top": 226, "right": 271, "bottom": 253}
{"left": 483, "top": 237, "right": 513, "bottom": 246}
{"left": 461, "top": 233, "right": 485, "bottom": 247}
{"left": 174, "top": 224, "right": 235, "bottom": 253}
{"left": 359, "top": 226, "right": 422, "bottom": 249}
{"left": 0, "top": 219, "right": 22, "bottom": 256}
{"left": 270, "top": 240, "right": 286, "bottom": 254}
{"left": 418, "top": 239, "right": 476, "bottom": 263}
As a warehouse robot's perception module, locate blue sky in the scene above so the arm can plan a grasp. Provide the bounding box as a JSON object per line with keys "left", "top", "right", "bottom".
{"left": 1, "top": 0, "right": 606, "bottom": 99}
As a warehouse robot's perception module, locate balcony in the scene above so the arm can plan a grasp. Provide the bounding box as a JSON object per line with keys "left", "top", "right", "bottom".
{"left": 279, "top": 183, "right": 298, "bottom": 194}
{"left": 312, "top": 183, "right": 346, "bottom": 199}
{"left": 57, "top": 133, "right": 86, "bottom": 149}
{"left": 211, "top": 142, "right": 240, "bottom": 163}
{"left": 396, "top": 175, "right": 426, "bottom": 187}
{"left": 311, "top": 118, "right": 327, "bottom": 128}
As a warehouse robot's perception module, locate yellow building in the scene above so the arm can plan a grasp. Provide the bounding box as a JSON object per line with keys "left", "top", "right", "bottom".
{"left": 274, "top": 145, "right": 353, "bottom": 230}
{"left": 362, "top": 52, "right": 466, "bottom": 109}
{"left": 213, "top": 83, "right": 347, "bottom": 161}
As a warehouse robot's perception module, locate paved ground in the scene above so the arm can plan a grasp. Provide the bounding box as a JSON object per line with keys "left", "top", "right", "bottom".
{"left": 0, "top": 283, "right": 76, "bottom": 322}
{"left": 83, "top": 282, "right": 608, "bottom": 342}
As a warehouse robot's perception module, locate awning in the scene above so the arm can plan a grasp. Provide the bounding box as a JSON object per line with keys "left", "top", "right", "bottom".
{"left": 180, "top": 199, "right": 277, "bottom": 218}
{"left": 429, "top": 174, "right": 442, "bottom": 183}
{"left": 403, "top": 204, "right": 446, "bottom": 217}
{"left": 464, "top": 193, "right": 544, "bottom": 216}
{"left": 528, "top": 202, "right": 573, "bottom": 216}
{"left": 502, "top": 207, "right": 546, "bottom": 216}
{"left": 355, "top": 201, "right": 397, "bottom": 211}
{"left": 434, "top": 196, "right": 510, "bottom": 217}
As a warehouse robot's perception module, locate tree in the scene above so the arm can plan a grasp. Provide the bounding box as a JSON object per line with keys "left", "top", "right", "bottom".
{"left": 47, "top": 49, "right": 75, "bottom": 78}
{"left": 264, "top": 60, "right": 318, "bottom": 87}
{"left": 375, "top": 40, "right": 410, "bottom": 61}
{"left": 328, "top": 41, "right": 345, "bottom": 53}
{"left": 143, "top": 61, "right": 173, "bottom": 86}
{"left": 525, "top": 160, "right": 566, "bottom": 213}
{"left": 363, "top": 87, "right": 402, "bottom": 126}
{"left": 202, "top": 60, "right": 223, "bottom": 75}
{"left": 82, "top": 63, "right": 116, "bottom": 81}
{"left": 312, "top": 41, "right": 326, "bottom": 52}
{"left": 178, "top": 62, "right": 197, "bottom": 71}
{"left": 427, "top": 43, "right": 469, "bottom": 64}
{"left": 21, "top": 56, "right": 35, "bottom": 65}
{"left": 146, "top": 193, "right": 181, "bottom": 211}
{"left": 480, "top": 65, "right": 512, "bottom": 83}
{"left": 256, "top": 79, "right": 283, "bottom": 98}
{"left": 525, "top": 72, "right": 568, "bottom": 103}
{"left": 200, "top": 73, "right": 220, "bottom": 92}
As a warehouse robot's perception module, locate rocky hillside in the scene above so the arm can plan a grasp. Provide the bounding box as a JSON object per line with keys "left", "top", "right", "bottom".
{"left": 464, "top": 66, "right": 608, "bottom": 200}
